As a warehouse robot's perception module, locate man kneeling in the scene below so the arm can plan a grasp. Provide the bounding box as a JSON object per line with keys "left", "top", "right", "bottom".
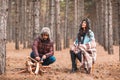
{"left": 30, "top": 27, "right": 56, "bottom": 66}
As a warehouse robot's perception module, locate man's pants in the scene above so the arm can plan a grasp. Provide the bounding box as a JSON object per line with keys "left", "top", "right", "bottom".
{"left": 30, "top": 52, "right": 56, "bottom": 66}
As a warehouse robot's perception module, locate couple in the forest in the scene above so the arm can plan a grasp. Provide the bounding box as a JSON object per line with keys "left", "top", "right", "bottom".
{"left": 30, "top": 18, "right": 97, "bottom": 74}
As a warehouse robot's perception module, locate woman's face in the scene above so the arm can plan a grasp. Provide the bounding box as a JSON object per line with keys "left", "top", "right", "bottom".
{"left": 82, "top": 21, "right": 87, "bottom": 29}
{"left": 42, "top": 33, "right": 49, "bottom": 40}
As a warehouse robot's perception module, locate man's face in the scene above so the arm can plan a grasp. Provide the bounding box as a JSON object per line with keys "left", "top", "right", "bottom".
{"left": 42, "top": 33, "right": 49, "bottom": 40}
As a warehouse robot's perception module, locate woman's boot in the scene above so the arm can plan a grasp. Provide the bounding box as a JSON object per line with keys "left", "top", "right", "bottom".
{"left": 70, "top": 50, "right": 77, "bottom": 73}
{"left": 76, "top": 52, "right": 82, "bottom": 62}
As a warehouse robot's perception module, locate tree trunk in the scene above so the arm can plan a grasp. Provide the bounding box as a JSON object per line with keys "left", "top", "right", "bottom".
{"left": 104, "top": 0, "right": 109, "bottom": 51}
{"left": 108, "top": 0, "right": 113, "bottom": 54}
{"left": 112, "top": 0, "right": 119, "bottom": 45}
{"left": 33, "top": 0, "right": 40, "bottom": 39}
{"left": 15, "top": 0, "right": 20, "bottom": 50}
{"left": 7, "top": 0, "right": 12, "bottom": 42}
{"left": 98, "top": 1, "right": 102, "bottom": 45}
{"left": 77, "top": 0, "right": 80, "bottom": 25}
{"left": 95, "top": 1, "right": 100, "bottom": 43}
{"left": 64, "top": 0, "right": 69, "bottom": 49}
{"left": 0, "top": 0, "right": 8, "bottom": 74}
{"left": 80, "top": 0, "right": 84, "bottom": 20}
{"left": 55, "top": 0, "right": 62, "bottom": 51}
{"left": 19, "top": 0, "right": 23, "bottom": 44}
{"left": 74, "top": 0, "right": 78, "bottom": 40}
{"left": 45, "top": 0, "right": 50, "bottom": 27}
{"left": 22, "top": 0, "right": 27, "bottom": 48}
{"left": 118, "top": 0, "right": 120, "bottom": 61}
{"left": 26, "top": 1, "right": 34, "bottom": 48}
{"left": 101, "top": 0, "right": 104, "bottom": 46}
{"left": 12, "top": 0, "right": 16, "bottom": 42}
{"left": 49, "top": 0, "right": 55, "bottom": 40}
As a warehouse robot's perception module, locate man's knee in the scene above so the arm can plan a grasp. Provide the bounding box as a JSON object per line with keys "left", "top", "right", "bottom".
{"left": 30, "top": 52, "right": 35, "bottom": 58}
{"left": 49, "top": 56, "right": 56, "bottom": 63}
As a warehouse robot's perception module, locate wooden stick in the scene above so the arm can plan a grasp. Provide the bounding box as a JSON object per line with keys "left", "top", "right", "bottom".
{"left": 41, "top": 66, "right": 51, "bottom": 68}
{"left": 34, "top": 62, "right": 40, "bottom": 75}
{"left": 27, "top": 56, "right": 38, "bottom": 63}
{"left": 17, "top": 69, "right": 27, "bottom": 74}
{"left": 92, "top": 64, "right": 94, "bottom": 73}
{"left": 39, "top": 68, "right": 47, "bottom": 73}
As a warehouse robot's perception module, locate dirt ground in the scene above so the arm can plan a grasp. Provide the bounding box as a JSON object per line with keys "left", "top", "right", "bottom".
{"left": 0, "top": 42, "right": 120, "bottom": 80}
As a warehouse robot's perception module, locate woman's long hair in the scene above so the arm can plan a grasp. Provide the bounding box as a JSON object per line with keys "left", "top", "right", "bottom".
{"left": 78, "top": 18, "right": 91, "bottom": 43}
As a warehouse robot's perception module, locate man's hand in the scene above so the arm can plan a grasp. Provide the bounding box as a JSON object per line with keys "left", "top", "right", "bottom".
{"left": 35, "top": 56, "right": 40, "bottom": 61}
{"left": 42, "top": 55, "right": 47, "bottom": 59}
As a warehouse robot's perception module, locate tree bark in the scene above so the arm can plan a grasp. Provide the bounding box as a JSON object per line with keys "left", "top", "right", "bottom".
{"left": 0, "top": 0, "right": 8, "bottom": 74}
{"left": 23, "top": 0, "right": 27, "bottom": 48}
{"left": 101, "top": 0, "right": 104, "bottom": 46}
{"left": 108, "top": 0, "right": 113, "bottom": 54}
{"left": 15, "top": 0, "right": 20, "bottom": 50}
{"left": 112, "top": 0, "right": 119, "bottom": 45}
{"left": 33, "top": 0, "right": 40, "bottom": 39}
{"left": 64, "top": 0, "right": 67, "bottom": 49}
{"left": 27, "top": 1, "right": 33, "bottom": 48}
{"left": 74, "top": 0, "right": 78, "bottom": 40}
{"left": 104, "top": 0, "right": 109, "bottom": 51}
{"left": 45, "top": 0, "right": 50, "bottom": 27}
{"left": 55, "top": 0, "right": 62, "bottom": 51}
{"left": 7, "top": 0, "right": 12, "bottom": 42}
{"left": 95, "top": 1, "right": 100, "bottom": 43}
{"left": 118, "top": 0, "right": 120, "bottom": 61}
{"left": 49, "top": 0, "right": 55, "bottom": 40}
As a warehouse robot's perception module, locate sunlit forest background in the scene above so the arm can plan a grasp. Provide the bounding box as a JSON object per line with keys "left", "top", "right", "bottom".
{"left": 0, "top": 0, "right": 120, "bottom": 79}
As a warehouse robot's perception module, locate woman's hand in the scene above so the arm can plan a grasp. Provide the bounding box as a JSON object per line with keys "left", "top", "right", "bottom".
{"left": 79, "top": 44, "right": 87, "bottom": 50}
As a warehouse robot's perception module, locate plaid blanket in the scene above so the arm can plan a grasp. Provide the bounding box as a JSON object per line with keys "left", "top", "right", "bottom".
{"left": 79, "top": 47, "right": 96, "bottom": 69}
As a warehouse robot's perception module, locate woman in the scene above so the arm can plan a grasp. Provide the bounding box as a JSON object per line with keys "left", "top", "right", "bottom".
{"left": 70, "top": 18, "right": 96, "bottom": 74}
{"left": 30, "top": 27, "right": 56, "bottom": 66}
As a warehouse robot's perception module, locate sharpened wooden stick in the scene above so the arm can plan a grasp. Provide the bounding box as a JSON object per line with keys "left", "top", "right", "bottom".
{"left": 28, "top": 65, "right": 34, "bottom": 74}
{"left": 26, "top": 60, "right": 35, "bottom": 74}
{"left": 35, "top": 62, "right": 40, "bottom": 74}
{"left": 27, "top": 56, "right": 38, "bottom": 63}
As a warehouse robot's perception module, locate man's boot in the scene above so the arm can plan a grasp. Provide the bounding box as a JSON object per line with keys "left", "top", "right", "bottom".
{"left": 70, "top": 50, "right": 77, "bottom": 73}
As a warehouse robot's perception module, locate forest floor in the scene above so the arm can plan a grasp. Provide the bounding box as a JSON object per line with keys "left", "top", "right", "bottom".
{"left": 0, "top": 42, "right": 120, "bottom": 80}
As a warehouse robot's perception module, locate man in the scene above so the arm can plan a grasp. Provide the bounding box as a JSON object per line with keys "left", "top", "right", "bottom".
{"left": 30, "top": 27, "right": 56, "bottom": 65}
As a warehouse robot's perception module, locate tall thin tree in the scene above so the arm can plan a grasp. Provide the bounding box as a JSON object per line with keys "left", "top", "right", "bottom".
{"left": 118, "top": 0, "right": 120, "bottom": 61}
{"left": 49, "top": 0, "right": 55, "bottom": 40}
{"left": 14, "top": 0, "right": 20, "bottom": 50}
{"left": 0, "top": 0, "right": 8, "bottom": 74}
{"left": 74, "top": 0, "right": 78, "bottom": 40}
{"left": 64, "top": 0, "right": 69, "bottom": 49}
{"left": 108, "top": 0, "right": 113, "bottom": 54}
{"left": 104, "top": 0, "right": 109, "bottom": 51}
{"left": 33, "top": 0, "right": 40, "bottom": 39}
{"left": 55, "top": 0, "right": 62, "bottom": 51}
{"left": 7, "top": 0, "right": 12, "bottom": 42}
